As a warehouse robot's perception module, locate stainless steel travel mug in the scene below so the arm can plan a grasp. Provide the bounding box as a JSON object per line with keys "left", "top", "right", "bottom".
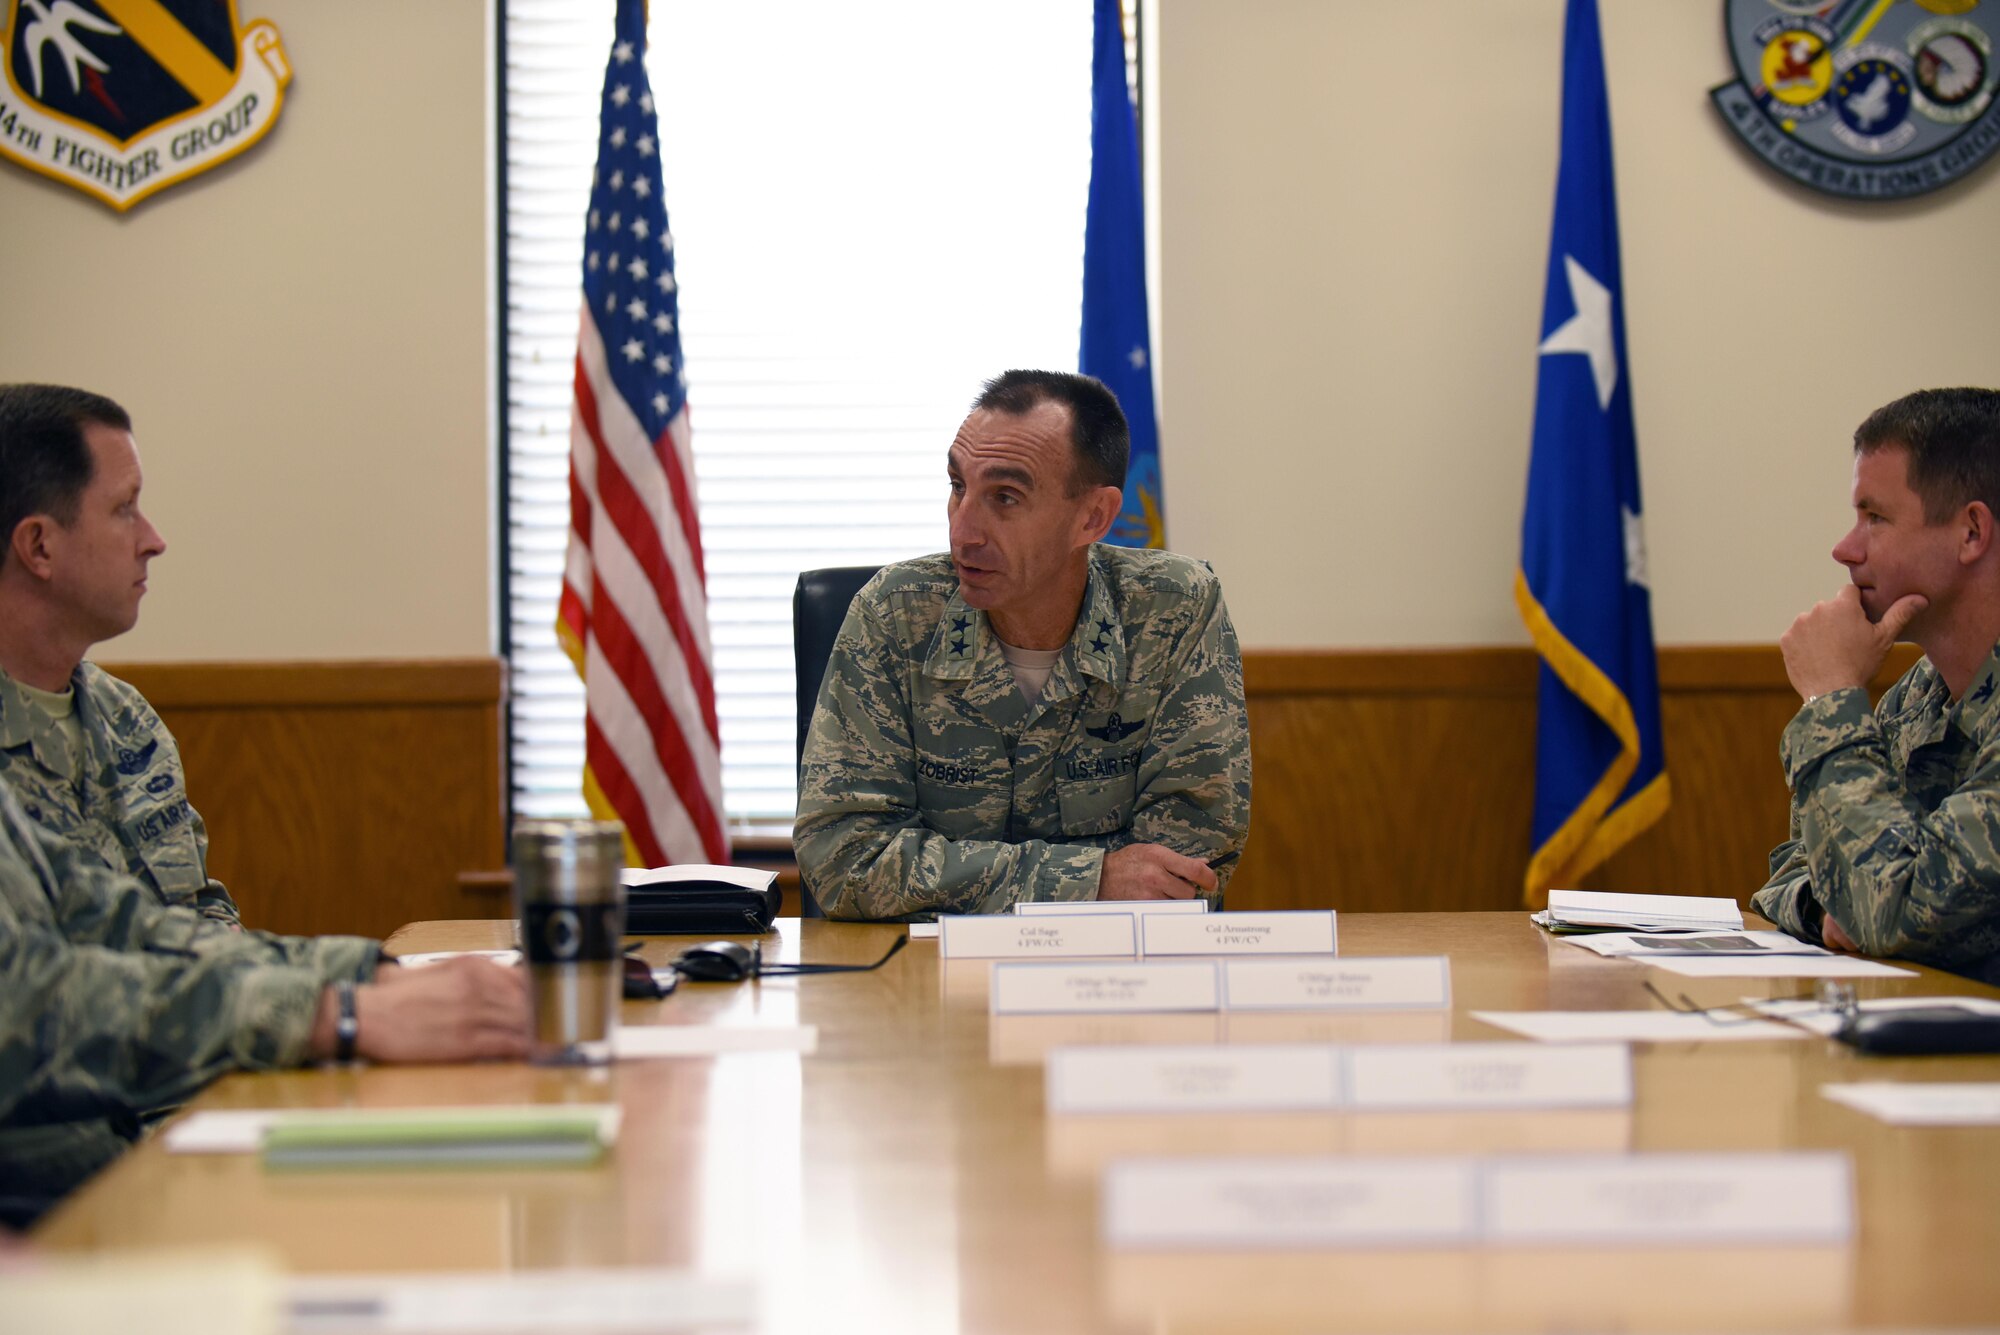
{"left": 513, "top": 819, "right": 627, "bottom": 1065}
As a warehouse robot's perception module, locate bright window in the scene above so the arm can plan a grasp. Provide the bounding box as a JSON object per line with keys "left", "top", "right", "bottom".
{"left": 503, "top": 1, "right": 1110, "bottom": 836}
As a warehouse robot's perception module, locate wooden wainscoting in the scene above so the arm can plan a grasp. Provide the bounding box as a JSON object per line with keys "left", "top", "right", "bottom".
{"left": 96, "top": 647, "right": 1919, "bottom": 931}
{"left": 100, "top": 659, "right": 508, "bottom": 939}
{"left": 1227, "top": 645, "right": 1920, "bottom": 914}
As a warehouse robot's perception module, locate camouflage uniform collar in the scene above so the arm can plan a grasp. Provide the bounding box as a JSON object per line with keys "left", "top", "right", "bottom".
{"left": 0, "top": 663, "right": 88, "bottom": 780}
{"left": 926, "top": 590, "right": 991, "bottom": 680}
{"left": 1947, "top": 642, "right": 2000, "bottom": 745}
{"left": 1072, "top": 554, "right": 1126, "bottom": 686}
{"left": 925, "top": 562, "right": 1127, "bottom": 688}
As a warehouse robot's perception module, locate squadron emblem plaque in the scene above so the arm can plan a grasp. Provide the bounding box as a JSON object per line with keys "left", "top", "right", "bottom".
{"left": 1711, "top": 0, "right": 2000, "bottom": 200}
{"left": 0, "top": 1, "right": 290, "bottom": 210}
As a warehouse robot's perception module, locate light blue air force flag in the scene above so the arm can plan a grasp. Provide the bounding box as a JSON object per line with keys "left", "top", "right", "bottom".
{"left": 1080, "top": 0, "right": 1164, "bottom": 548}
{"left": 1516, "top": 0, "right": 1669, "bottom": 907}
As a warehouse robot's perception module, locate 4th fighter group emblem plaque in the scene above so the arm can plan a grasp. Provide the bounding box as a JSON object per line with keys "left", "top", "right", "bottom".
{"left": 0, "top": 1, "right": 289, "bottom": 210}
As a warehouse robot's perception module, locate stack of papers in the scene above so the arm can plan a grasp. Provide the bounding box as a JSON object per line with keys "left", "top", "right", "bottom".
{"left": 1561, "top": 930, "right": 1827, "bottom": 959}
{"left": 1534, "top": 889, "right": 1744, "bottom": 934}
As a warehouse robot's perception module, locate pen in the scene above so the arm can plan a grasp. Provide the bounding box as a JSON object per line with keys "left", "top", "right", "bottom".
{"left": 1207, "top": 851, "right": 1240, "bottom": 870}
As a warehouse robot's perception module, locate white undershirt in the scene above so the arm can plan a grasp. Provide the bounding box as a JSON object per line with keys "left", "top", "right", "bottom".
{"left": 995, "top": 636, "right": 1063, "bottom": 706}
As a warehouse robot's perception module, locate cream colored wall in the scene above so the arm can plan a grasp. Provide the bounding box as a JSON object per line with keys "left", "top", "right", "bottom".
{"left": 0, "top": 0, "right": 491, "bottom": 661}
{"left": 5, "top": 1, "right": 1992, "bottom": 659}
{"left": 1156, "top": 0, "right": 2000, "bottom": 648}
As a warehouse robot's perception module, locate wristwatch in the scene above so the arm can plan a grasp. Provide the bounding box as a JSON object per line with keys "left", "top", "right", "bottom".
{"left": 334, "top": 980, "right": 359, "bottom": 1063}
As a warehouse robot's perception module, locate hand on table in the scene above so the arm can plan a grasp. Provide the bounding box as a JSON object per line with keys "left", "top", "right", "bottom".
{"left": 1781, "top": 584, "right": 1925, "bottom": 703}
{"left": 1823, "top": 915, "right": 1861, "bottom": 954}
{"left": 310, "top": 956, "right": 530, "bottom": 1063}
{"left": 1099, "top": 844, "right": 1218, "bottom": 901}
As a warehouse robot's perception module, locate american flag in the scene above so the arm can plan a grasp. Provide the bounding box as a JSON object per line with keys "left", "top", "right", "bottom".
{"left": 557, "top": 0, "right": 727, "bottom": 867}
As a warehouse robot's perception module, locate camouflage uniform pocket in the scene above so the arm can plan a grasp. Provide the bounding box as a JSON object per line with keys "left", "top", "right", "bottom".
{"left": 1057, "top": 774, "right": 1136, "bottom": 837}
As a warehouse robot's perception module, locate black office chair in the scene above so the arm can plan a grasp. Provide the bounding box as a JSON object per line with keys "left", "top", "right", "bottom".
{"left": 792, "top": 565, "right": 882, "bottom": 918}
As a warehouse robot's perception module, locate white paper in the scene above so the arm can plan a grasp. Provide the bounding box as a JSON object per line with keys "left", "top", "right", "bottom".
{"left": 1103, "top": 1152, "right": 1851, "bottom": 1251}
{"left": 1048, "top": 1044, "right": 1341, "bottom": 1115}
{"left": 1546, "top": 889, "right": 1743, "bottom": 932}
{"left": 907, "top": 921, "right": 940, "bottom": 938}
{"left": 1821, "top": 1081, "right": 2000, "bottom": 1125}
{"left": 393, "top": 950, "right": 522, "bottom": 969}
{"left": 613, "top": 1024, "right": 817, "bottom": 1057}
{"left": 939, "top": 912, "right": 1138, "bottom": 959}
{"left": 165, "top": 1109, "right": 288, "bottom": 1153}
{"left": 1751, "top": 993, "right": 2000, "bottom": 1036}
{"left": 288, "top": 1268, "right": 755, "bottom": 1332}
{"left": 1015, "top": 898, "right": 1207, "bottom": 915}
{"left": 1561, "top": 930, "right": 1828, "bottom": 958}
{"left": 1140, "top": 910, "right": 1337, "bottom": 957}
{"left": 991, "top": 960, "right": 1220, "bottom": 1014}
{"left": 1471, "top": 1010, "right": 1806, "bottom": 1044}
{"left": 1643, "top": 954, "right": 1917, "bottom": 979}
{"left": 1484, "top": 1153, "right": 1852, "bottom": 1245}
{"left": 164, "top": 1105, "right": 624, "bottom": 1156}
{"left": 1104, "top": 1156, "right": 1477, "bottom": 1251}
{"left": 1345, "top": 1043, "right": 1631, "bottom": 1111}
{"left": 1223, "top": 956, "right": 1449, "bottom": 1011}
{"left": 0, "top": 1251, "right": 280, "bottom": 1335}
{"left": 620, "top": 863, "right": 775, "bottom": 892}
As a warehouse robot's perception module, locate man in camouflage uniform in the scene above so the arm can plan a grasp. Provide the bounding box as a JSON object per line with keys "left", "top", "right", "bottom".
{"left": 1753, "top": 388, "right": 2000, "bottom": 983}
{"left": 795, "top": 370, "right": 1251, "bottom": 919}
{"left": 0, "top": 385, "right": 236, "bottom": 926}
{"left": 0, "top": 774, "right": 530, "bottom": 1226}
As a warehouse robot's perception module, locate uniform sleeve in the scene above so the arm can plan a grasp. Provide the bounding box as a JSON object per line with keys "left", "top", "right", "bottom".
{"left": 1781, "top": 685, "right": 2000, "bottom": 973}
{"left": 1749, "top": 837, "right": 1824, "bottom": 943}
{"left": 0, "top": 821, "right": 331, "bottom": 1130}
{"left": 40, "top": 824, "right": 379, "bottom": 985}
{"left": 1118, "top": 575, "right": 1252, "bottom": 901}
{"left": 186, "top": 805, "right": 242, "bottom": 928}
{"left": 794, "top": 596, "right": 1105, "bottom": 919}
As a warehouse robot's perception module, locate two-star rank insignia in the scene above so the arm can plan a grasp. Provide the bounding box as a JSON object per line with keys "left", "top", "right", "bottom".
{"left": 1085, "top": 713, "right": 1143, "bottom": 742}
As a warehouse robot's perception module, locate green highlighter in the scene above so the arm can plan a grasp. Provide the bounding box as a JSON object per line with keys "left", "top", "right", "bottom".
{"left": 262, "top": 1107, "right": 613, "bottom": 1171}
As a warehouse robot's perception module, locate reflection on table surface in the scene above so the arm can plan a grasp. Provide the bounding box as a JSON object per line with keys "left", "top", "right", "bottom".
{"left": 32, "top": 912, "right": 2000, "bottom": 1333}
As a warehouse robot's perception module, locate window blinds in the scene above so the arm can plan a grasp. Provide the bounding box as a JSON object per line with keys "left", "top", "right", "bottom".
{"left": 502, "top": 0, "right": 1109, "bottom": 836}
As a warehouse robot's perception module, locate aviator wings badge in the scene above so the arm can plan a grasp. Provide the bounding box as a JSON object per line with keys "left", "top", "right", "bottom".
{"left": 0, "top": 1, "right": 291, "bottom": 210}
{"left": 1085, "top": 713, "right": 1144, "bottom": 743}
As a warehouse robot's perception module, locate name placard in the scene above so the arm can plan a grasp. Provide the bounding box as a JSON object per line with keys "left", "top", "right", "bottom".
{"left": 991, "top": 961, "right": 1221, "bottom": 1015}
{"left": 1048, "top": 1045, "right": 1341, "bottom": 1115}
{"left": 1485, "top": 1153, "right": 1853, "bottom": 1245}
{"left": 1346, "top": 1043, "right": 1631, "bottom": 1111}
{"left": 1045, "top": 1042, "right": 1629, "bottom": 1115}
{"left": 938, "top": 912, "right": 1137, "bottom": 959}
{"left": 1141, "top": 911, "right": 1337, "bottom": 957}
{"left": 1015, "top": 899, "right": 1208, "bottom": 915}
{"left": 1103, "top": 1152, "right": 1851, "bottom": 1250}
{"left": 1224, "top": 957, "right": 1450, "bottom": 1011}
{"left": 1105, "top": 1157, "right": 1477, "bottom": 1251}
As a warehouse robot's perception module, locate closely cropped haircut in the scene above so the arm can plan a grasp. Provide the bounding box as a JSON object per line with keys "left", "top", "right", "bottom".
{"left": 973, "top": 369, "right": 1130, "bottom": 494}
{"left": 1855, "top": 387, "right": 2000, "bottom": 524}
{"left": 0, "top": 384, "right": 130, "bottom": 570}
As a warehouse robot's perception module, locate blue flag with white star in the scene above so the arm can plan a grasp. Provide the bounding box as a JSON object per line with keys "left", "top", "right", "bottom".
{"left": 1080, "top": 0, "right": 1164, "bottom": 548}
{"left": 1515, "top": 0, "right": 1669, "bottom": 907}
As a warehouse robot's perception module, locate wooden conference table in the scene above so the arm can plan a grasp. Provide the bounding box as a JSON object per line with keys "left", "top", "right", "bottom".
{"left": 34, "top": 913, "right": 2000, "bottom": 1333}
